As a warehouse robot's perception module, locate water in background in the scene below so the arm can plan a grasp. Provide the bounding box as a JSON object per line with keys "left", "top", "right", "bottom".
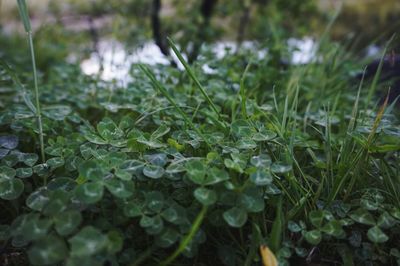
{"left": 80, "top": 38, "right": 317, "bottom": 86}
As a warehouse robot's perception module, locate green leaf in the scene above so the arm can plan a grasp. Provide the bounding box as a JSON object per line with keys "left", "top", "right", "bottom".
{"left": 43, "top": 190, "right": 70, "bottom": 216}
{"left": 377, "top": 211, "right": 397, "bottom": 229}
{"left": 26, "top": 187, "right": 50, "bottom": 211}
{"left": 250, "top": 154, "right": 272, "bottom": 168}
{"left": 21, "top": 218, "right": 52, "bottom": 241}
{"left": 104, "top": 179, "right": 134, "bottom": 198}
{"left": 140, "top": 216, "right": 155, "bottom": 227}
{"left": 224, "top": 158, "right": 243, "bottom": 173}
{"left": 304, "top": 230, "right": 322, "bottom": 245}
{"left": 78, "top": 160, "right": 106, "bottom": 181}
{"left": 28, "top": 235, "right": 68, "bottom": 265}
{"left": 83, "top": 131, "right": 107, "bottom": 145}
{"left": 0, "top": 178, "right": 24, "bottom": 200}
{"left": 123, "top": 202, "right": 142, "bottom": 217}
{"left": 349, "top": 208, "right": 376, "bottom": 226}
{"left": 0, "top": 135, "right": 18, "bottom": 149}
{"left": 151, "top": 124, "right": 170, "bottom": 140}
{"left": 309, "top": 210, "right": 324, "bottom": 228}
{"left": 42, "top": 105, "right": 72, "bottom": 121}
{"left": 69, "top": 226, "right": 107, "bottom": 257}
{"left": 146, "top": 191, "right": 164, "bottom": 213}
{"left": 288, "top": 221, "right": 302, "bottom": 233}
{"left": 321, "top": 220, "right": 345, "bottom": 237}
{"left": 367, "top": 226, "right": 389, "bottom": 243}
{"left": 250, "top": 170, "right": 273, "bottom": 186}
{"left": 236, "top": 138, "right": 257, "bottom": 149}
{"left": 143, "top": 164, "right": 164, "bottom": 179}
{"left": 204, "top": 167, "right": 230, "bottom": 185}
{"left": 156, "top": 228, "right": 179, "bottom": 248}
{"left": 194, "top": 187, "right": 217, "bottom": 206}
{"left": 391, "top": 208, "right": 400, "bottom": 220}
{"left": 238, "top": 192, "right": 265, "bottom": 213}
{"left": 46, "top": 157, "right": 65, "bottom": 169}
{"left": 96, "top": 118, "right": 124, "bottom": 141}
{"left": 231, "top": 120, "right": 254, "bottom": 137}
{"left": 22, "top": 153, "right": 39, "bottom": 167}
{"left": 54, "top": 210, "right": 82, "bottom": 236}
{"left": 105, "top": 231, "right": 123, "bottom": 254}
{"left": 32, "top": 163, "right": 50, "bottom": 176}
{"left": 252, "top": 129, "right": 277, "bottom": 141}
{"left": 47, "top": 177, "right": 76, "bottom": 191}
{"left": 144, "top": 153, "right": 167, "bottom": 166}
{"left": 271, "top": 162, "right": 292, "bottom": 174}
{"left": 136, "top": 136, "right": 166, "bottom": 148}
{"left": 0, "top": 148, "right": 9, "bottom": 159}
{"left": 186, "top": 160, "right": 206, "bottom": 184}
{"left": 223, "top": 207, "right": 248, "bottom": 228}
{"left": 161, "top": 206, "right": 184, "bottom": 223}
{"left": 74, "top": 182, "right": 104, "bottom": 204}
{"left": 16, "top": 167, "right": 33, "bottom": 178}
{"left": 0, "top": 166, "right": 16, "bottom": 179}
{"left": 3, "top": 153, "right": 19, "bottom": 167}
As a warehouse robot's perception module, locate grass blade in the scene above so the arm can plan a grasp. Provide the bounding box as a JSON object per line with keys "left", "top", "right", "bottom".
{"left": 139, "top": 64, "right": 211, "bottom": 147}
{"left": 17, "top": 0, "right": 45, "bottom": 165}
{"left": 167, "top": 37, "right": 226, "bottom": 128}
{"left": 17, "top": 0, "right": 31, "bottom": 32}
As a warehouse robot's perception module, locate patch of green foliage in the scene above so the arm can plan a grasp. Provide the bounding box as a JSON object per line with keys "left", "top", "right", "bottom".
{"left": 1, "top": 2, "right": 400, "bottom": 266}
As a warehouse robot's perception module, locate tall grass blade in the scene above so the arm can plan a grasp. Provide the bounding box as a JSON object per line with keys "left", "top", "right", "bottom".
{"left": 365, "top": 36, "right": 394, "bottom": 110}
{"left": 167, "top": 37, "right": 226, "bottom": 128}
{"left": 160, "top": 206, "right": 208, "bottom": 265}
{"left": 17, "top": 0, "right": 45, "bottom": 164}
{"left": 239, "top": 62, "right": 252, "bottom": 118}
{"left": 17, "top": 0, "right": 31, "bottom": 32}
{"left": 139, "top": 64, "right": 211, "bottom": 147}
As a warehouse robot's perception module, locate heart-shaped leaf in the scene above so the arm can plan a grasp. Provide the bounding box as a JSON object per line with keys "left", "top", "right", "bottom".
{"left": 54, "top": 210, "right": 82, "bottom": 236}
{"left": 349, "top": 208, "right": 375, "bottom": 226}
{"left": 0, "top": 135, "right": 18, "bottom": 149}
{"left": 143, "top": 164, "right": 164, "bottom": 179}
{"left": 194, "top": 187, "right": 217, "bottom": 206}
{"left": 26, "top": 187, "right": 50, "bottom": 211}
{"left": 69, "top": 226, "right": 107, "bottom": 257}
{"left": 271, "top": 162, "right": 292, "bottom": 174}
{"left": 304, "top": 230, "right": 322, "bottom": 245}
{"left": 250, "top": 154, "right": 272, "bottom": 168}
{"left": 223, "top": 207, "right": 248, "bottom": 228}
{"left": 367, "top": 226, "right": 389, "bottom": 243}
{"left": 28, "top": 235, "right": 68, "bottom": 265}
{"left": 104, "top": 179, "right": 134, "bottom": 198}
{"left": 0, "top": 178, "right": 24, "bottom": 200}
{"left": 250, "top": 170, "right": 273, "bottom": 186}
{"left": 74, "top": 182, "right": 104, "bottom": 204}
{"left": 186, "top": 160, "right": 206, "bottom": 184}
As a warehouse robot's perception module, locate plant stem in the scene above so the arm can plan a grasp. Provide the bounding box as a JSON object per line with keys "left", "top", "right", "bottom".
{"left": 28, "top": 31, "right": 45, "bottom": 164}
{"left": 160, "top": 205, "right": 208, "bottom": 266}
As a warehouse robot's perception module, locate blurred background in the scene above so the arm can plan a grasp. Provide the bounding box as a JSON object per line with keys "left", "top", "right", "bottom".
{"left": 0, "top": 0, "right": 399, "bottom": 82}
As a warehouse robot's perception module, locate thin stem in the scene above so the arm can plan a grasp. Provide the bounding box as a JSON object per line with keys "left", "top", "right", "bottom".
{"left": 160, "top": 206, "right": 208, "bottom": 266}
{"left": 28, "top": 32, "right": 45, "bottom": 165}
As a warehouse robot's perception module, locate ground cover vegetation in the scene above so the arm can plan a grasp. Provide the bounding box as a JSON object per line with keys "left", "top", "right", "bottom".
{"left": 1, "top": 0, "right": 400, "bottom": 265}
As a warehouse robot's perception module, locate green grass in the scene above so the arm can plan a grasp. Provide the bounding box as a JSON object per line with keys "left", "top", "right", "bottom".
{"left": 0, "top": 7, "right": 399, "bottom": 266}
